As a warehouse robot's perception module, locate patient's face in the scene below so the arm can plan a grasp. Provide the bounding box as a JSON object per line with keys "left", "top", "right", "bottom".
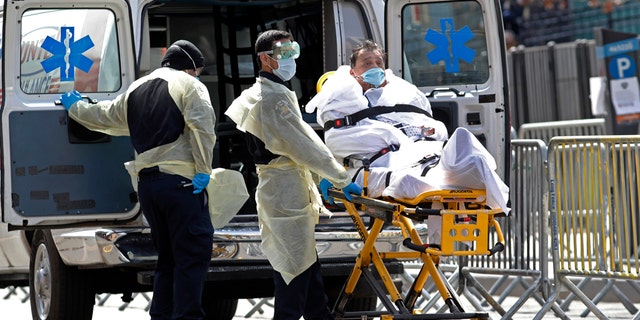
{"left": 351, "top": 49, "right": 386, "bottom": 91}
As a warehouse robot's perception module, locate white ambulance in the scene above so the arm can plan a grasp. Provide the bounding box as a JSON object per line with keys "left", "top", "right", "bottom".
{"left": 0, "top": 0, "right": 509, "bottom": 319}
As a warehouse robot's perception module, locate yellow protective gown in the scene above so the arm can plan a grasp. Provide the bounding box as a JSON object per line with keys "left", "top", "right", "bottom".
{"left": 225, "top": 76, "right": 351, "bottom": 284}
{"left": 67, "top": 67, "right": 216, "bottom": 183}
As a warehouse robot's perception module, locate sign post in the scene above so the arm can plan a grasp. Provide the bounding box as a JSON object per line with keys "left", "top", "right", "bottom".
{"left": 595, "top": 28, "right": 640, "bottom": 134}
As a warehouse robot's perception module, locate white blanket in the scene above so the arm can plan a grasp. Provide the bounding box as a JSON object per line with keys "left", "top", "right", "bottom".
{"left": 307, "top": 66, "right": 510, "bottom": 215}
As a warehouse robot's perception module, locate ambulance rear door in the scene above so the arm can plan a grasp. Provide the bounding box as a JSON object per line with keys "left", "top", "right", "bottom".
{"left": 386, "top": 0, "right": 510, "bottom": 179}
{"left": 2, "top": 0, "right": 139, "bottom": 228}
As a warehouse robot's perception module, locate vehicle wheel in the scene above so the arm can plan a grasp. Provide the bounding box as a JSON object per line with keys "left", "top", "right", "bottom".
{"left": 29, "top": 230, "right": 95, "bottom": 320}
{"left": 202, "top": 287, "right": 238, "bottom": 320}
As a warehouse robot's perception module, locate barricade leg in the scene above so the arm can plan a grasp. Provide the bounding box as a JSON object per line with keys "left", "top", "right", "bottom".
{"left": 96, "top": 293, "right": 110, "bottom": 306}
{"left": 460, "top": 286, "right": 485, "bottom": 312}
{"left": 485, "top": 275, "right": 511, "bottom": 305}
{"left": 534, "top": 290, "right": 572, "bottom": 320}
{"left": 518, "top": 277, "right": 546, "bottom": 306}
{"left": 3, "top": 286, "right": 29, "bottom": 303}
{"left": 460, "top": 269, "right": 505, "bottom": 315}
{"left": 579, "top": 280, "right": 638, "bottom": 317}
{"left": 19, "top": 287, "right": 29, "bottom": 303}
{"left": 558, "top": 276, "right": 608, "bottom": 319}
{"left": 245, "top": 298, "right": 274, "bottom": 318}
{"left": 559, "top": 277, "right": 589, "bottom": 311}
{"left": 629, "top": 280, "right": 640, "bottom": 294}
{"left": 141, "top": 292, "right": 152, "bottom": 312}
{"left": 2, "top": 286, "right": 16, "bottom": 299}
{"left": 611, "top": 285, "right": 637, "bottom": 314}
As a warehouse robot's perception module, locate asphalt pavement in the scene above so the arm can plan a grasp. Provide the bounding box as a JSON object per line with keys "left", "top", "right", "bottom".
{"left": 1, "top": 283, "right": 637, "bottom": 319}
{"left": 0, "top": 288, "right": 274, "bottom": 319}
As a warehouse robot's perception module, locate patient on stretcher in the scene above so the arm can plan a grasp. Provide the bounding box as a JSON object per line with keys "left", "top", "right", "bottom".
{"left": 306, "top": 60, "right": 510, "bottom": 221}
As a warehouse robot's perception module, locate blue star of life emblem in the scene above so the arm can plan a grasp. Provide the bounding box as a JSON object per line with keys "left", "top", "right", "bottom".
{"left": 424, "top": 18, "right": 475, "bottom": 73}
{"left": 40, "top": 27, "right": 95, "bottom": 81}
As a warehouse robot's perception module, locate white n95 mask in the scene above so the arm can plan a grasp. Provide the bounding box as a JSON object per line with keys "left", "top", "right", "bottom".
{"left": 274, "top": 59, "right": 297, "bottom": 81}
{"left": 360, "top": 67, "right": 386, "bottom": 88}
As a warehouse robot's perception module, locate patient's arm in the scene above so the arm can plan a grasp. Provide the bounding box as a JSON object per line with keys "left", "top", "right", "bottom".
{"left": 324, "top": 119, "right": 413, "bottom": 160}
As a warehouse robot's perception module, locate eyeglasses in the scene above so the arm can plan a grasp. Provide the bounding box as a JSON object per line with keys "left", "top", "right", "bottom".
{"left": 259, "top": 41, "right": 300, "bottom": 60}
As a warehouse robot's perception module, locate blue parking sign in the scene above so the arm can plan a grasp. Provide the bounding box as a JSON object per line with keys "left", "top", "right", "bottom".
{"left": 608, "top": 54, "right": 636, "bottom": 79}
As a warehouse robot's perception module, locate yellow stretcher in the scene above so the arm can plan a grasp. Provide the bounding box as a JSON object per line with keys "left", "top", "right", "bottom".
{"left": 326, "top": 170, "right": 506, "bottom": 320}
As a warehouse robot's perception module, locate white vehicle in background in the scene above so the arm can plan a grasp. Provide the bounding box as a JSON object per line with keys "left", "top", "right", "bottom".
{"left": 0, "top": 1, "right": 509, "bottom": 319}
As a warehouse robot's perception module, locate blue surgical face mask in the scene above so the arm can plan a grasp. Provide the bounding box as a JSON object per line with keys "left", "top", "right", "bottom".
{"left": 273, "top": 58, "right": 297, "bottom": 81}
{"left": 359, "top": 67, "right": 386, "bottom": 88}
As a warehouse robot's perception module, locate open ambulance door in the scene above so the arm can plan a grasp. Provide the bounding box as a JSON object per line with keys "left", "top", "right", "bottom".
{"left": 322, "top": 0, "right": 385, "bottom": 70}
{"left": 2, "top": 0, "right": 139, "bottom": 228}
{"left": 386, "top": 0, "right": 510, "bottom": 180}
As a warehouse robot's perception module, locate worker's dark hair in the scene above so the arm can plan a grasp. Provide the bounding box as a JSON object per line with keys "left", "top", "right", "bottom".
{"left": 255, "top": 30, "right": 293, "bottom": 68}
{"left": 349, "top": 40, "right": 386, "bottom": 68}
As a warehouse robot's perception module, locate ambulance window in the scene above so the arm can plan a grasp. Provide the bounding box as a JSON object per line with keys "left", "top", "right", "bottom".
{"left": 401, "top": 1, "right": 489, "bottom": 87}
{"left": 20, "top": 9, "right": 121, "bottom": 95}
{"left": 341, "top": 1, "right": 373, "bottom": 56}
{"left": 0, "top": 13, "right": 3, "bottom": 106}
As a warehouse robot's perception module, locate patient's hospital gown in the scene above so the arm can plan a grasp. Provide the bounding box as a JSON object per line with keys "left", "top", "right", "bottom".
{"left": 306, "top": 66, "right": 510, "bottom": 217}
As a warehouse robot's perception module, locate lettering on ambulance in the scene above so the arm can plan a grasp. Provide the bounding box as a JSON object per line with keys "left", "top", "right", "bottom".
{"left": 20, "top": 28, "right": 64, "bottom": 94}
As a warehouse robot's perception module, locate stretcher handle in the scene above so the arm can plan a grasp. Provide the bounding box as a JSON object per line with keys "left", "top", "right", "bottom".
{"left": 327, "top": 189, "right": 398, "bottom": 211}
{"left": 402, "top": 238, "right": 441, "bottom": 252}
{"left": 489, "top": 242, "right": 505, "bottom": 256}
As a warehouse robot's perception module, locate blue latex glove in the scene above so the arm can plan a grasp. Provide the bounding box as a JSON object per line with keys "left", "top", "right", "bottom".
{"left": 341, "top": 182, "right": 362, "bottom": 202}
{"left": 319, "top": 179, "right": 362, "bottom": 203}
{"left": 60, "top": 90, "right": 82, "bottom": 110}
{"left": 192, "top": 173, "right": 210, "bottom": 194}
{"left": 319, "top": 178, "right": 334, "bottom": 203}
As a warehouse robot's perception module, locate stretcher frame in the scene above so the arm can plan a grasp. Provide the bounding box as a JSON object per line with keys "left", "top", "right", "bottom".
{"left": 327, "top": 169, "right": 505, "bottom": 320}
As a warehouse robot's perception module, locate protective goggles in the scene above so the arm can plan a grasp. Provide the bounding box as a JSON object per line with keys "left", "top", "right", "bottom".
{"left": 260, "top": 41, "right": 300, "bottom": 60}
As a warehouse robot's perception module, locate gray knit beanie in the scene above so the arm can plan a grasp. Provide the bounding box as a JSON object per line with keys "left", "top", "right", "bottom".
{"left": 161, "top": 40, "right": 205, "bottom": 70}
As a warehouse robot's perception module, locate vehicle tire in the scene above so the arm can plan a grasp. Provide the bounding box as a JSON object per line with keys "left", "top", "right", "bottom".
{"left": 29, "top": 229, "right": 95, "bottom": 320}
{"left": 202, "top": 287, "right": 238, "bottom": 320}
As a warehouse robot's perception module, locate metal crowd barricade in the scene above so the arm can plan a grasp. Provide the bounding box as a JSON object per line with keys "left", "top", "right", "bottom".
{"left": 3, "top": 286, "right": 29, "bottom": 303}
{"left": 459, "top": 139, "right": 571, "bottom": 319}
{"left": 537, "top": 136, "right": 640, "bottom": 320}
{"left": 518, "top": 118, "right": 606, "bottom": 144}
{"left": 516, "top": 118, "right": 612, "bottom": 313}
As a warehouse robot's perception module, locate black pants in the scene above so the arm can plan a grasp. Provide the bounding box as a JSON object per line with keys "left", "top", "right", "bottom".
{"left": 273, "top": 259, "right": 334, "bottom": 320}
{"left": 138, "top": 170, "right": 214, "bottom": 320}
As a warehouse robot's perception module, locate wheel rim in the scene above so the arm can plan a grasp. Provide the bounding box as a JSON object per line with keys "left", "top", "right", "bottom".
{"left": 33, "top": 243, "right": 51, "bottom": 319}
